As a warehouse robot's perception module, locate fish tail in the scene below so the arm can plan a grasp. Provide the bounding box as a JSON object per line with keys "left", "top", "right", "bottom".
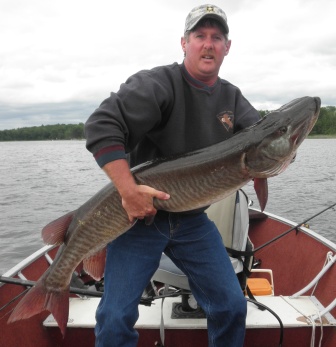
{"left": 8, "top": 278, "right": 69, "bottom": 337}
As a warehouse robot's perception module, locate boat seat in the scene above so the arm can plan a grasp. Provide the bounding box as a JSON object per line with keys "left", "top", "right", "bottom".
{"left": 152, "top": 190, "right": 251, "bottom": 291}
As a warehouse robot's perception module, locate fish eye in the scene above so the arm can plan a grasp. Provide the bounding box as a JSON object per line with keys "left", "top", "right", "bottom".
{"left": 278, "top": 126, "right": 287, "bottom": 134}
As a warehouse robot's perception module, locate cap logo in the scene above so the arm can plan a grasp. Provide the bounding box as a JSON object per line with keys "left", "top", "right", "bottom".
{"left": 206, "top": 6, "right": 215, "bottom": 13}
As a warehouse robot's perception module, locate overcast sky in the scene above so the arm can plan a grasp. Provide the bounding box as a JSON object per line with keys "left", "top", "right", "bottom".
{"left": 1, "top": 0, "right": 335, "bottom": 130}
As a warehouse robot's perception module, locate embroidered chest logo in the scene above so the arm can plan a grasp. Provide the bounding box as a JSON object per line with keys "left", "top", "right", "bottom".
{"left": 217, "top": 111, "right": 234, "bottom": 131}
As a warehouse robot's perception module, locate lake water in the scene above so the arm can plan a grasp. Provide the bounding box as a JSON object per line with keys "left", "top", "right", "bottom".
{"left": 0, "top": 139, "right": 335, "bottom": 274}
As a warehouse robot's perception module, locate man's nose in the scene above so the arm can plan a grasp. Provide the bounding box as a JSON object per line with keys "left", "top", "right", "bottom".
{"left": 203, "top": 38, "right": 214, "bottom": 49}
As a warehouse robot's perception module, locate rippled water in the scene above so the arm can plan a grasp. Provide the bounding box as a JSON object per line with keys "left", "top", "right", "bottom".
{"left": 0, "top": 139, "right": 335, "bottom": 274}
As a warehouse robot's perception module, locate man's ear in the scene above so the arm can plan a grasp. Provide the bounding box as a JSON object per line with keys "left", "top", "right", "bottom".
{"left": 225, "top": 39, "right": 232, "bottom": 56}
{"left": 181, "top": 36, "right": 186, "bottom": 53}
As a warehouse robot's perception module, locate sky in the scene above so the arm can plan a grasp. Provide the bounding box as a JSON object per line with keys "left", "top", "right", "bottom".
{"left": 0, "top": 0, "right": 335, "bottom": 130}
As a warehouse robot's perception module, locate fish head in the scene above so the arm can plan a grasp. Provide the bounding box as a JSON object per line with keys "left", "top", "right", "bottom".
{"left": 245, "top": 96, "right": 321, "bottom": 178}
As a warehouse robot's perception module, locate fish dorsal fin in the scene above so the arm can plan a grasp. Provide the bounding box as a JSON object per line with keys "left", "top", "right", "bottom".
{"left": 254, "top": 178, "right": 268, "bottom": 212}
{"left": 41, "top": 211, "right": 75, "bottom": 245}
{"left": 83, "top": 247, "right": 107, "bottom": 281}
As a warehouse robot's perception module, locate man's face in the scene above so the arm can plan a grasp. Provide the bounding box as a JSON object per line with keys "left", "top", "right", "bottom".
{"left": 181, "top": 25, "right": 231, "bottom": 85}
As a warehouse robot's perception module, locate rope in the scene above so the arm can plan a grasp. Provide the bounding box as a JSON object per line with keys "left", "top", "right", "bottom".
{"left": 280, "top": 296, "right": 324, "bottom": 347}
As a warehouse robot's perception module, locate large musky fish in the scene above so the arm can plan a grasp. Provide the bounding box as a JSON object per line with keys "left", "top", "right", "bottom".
{"left": 8, "top": 96, "right": 321, "bottom": 336}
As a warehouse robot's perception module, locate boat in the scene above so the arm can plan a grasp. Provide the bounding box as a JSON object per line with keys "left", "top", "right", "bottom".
{"left": 1, "top": 191, "right": 335, "bottom": 347}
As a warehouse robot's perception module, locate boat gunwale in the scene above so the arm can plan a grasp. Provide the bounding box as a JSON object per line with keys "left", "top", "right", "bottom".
{"left": 249, "top": 207, "right": 336, "bottom": 252}
{"left": 1, "top": 244, "right": 55, "bottom": 279}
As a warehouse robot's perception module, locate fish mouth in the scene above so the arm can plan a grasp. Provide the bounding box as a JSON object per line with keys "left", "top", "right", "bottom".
{"left": 290, "top": 132, "right": 300, "bottom": 144}
{"left": 290, "top": 127, "right": 303, "bottom": 147}
{"left": 290, "top": 110, "right": 320, "bottom": 146}
{"left": 283, "top": 96, "right": 320, "bottom": 148}
{"left": 313, "top": 97, "right": 321, "bottom": 112}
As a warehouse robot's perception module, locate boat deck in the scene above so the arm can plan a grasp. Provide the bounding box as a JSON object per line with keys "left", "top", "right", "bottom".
{"left": 2, "top": 210, "right": 336, "bottom": 347}
{"left": 44, "top": 295, "right": 336, "bottom": 330}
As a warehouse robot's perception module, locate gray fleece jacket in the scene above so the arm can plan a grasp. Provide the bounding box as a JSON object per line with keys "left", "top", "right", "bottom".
{"left": 85, "top": 62, "right": 260, "bottom": 168}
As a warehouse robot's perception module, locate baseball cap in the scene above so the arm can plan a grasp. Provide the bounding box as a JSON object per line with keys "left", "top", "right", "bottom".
{"left": 184, "top": 4, "right": 229, "bottom": 34}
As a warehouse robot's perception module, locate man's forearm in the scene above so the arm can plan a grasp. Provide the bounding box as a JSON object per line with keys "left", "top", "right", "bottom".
{"left": 102, "top": 159, "right": 137, "bottom": 199}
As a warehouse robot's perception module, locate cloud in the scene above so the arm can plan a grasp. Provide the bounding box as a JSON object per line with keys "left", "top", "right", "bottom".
{"left": 0, "top": 0, "right": 335, "bottom": 129}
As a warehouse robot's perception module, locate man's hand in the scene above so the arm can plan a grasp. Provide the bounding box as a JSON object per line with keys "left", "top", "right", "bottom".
{"left": 121, "top": 184, "right": 170, "bottom": 224}
{"left": 103, "top": 159, "right": 170, "bottom": 224}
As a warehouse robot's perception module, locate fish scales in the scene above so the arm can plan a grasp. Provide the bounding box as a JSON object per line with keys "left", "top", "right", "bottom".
{"left": 43, "top": 190, "right": 130, "bottom": 290}
{"left": 137, "top": 156, "right": 249, "bottom": 212}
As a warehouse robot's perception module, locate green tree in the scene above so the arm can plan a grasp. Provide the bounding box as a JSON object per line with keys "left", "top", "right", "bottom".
{"left": 1, "top": 108, "right": 336, "bottom": 142}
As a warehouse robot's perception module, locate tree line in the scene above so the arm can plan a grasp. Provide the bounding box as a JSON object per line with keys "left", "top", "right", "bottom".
{"left": 0, "top": 123, "right": 84, "bottom": 141}
{"left": 0, "top": 106, "right": 335, "bottom": 141}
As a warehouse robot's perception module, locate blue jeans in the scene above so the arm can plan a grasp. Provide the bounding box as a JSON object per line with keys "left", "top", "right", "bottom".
{"left": 95, "top": 212, "right": 246, "bottom": 347}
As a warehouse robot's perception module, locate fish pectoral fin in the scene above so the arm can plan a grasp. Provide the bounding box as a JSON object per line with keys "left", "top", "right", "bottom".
{"left": 254, "top": 178, "right": 268, "bottom": 212}
{"left": 83, "top": 247, "right": 107, "bottom": 281}
{"left": 42, "top": 211, "right": 75, "bottom": 245}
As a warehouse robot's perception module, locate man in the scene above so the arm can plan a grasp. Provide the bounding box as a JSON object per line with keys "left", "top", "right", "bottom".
{"left": 85, "top": 4, "right": 260, "bottom": 346}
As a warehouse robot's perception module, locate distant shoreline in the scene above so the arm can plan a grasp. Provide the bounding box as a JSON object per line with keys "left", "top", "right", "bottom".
{"left": 308, "top": 135, "right": 336, "bottom": 139}
{"left": 1, "top": 136, "right": 335, "bottom": 142}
